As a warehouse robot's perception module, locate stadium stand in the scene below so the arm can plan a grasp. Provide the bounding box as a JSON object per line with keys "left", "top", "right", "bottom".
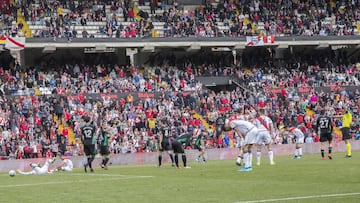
{"left": 0, "top": 0, "right": 359, "bottom": 160}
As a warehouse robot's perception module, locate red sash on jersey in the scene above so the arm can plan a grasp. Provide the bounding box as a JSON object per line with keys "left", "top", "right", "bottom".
{"left": 257, "top": 116, "right": 269, "bottom": 130}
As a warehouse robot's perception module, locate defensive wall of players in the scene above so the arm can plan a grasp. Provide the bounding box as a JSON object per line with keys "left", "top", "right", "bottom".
{"left": 2, "top": 141, "right": 360, "bottom": 173}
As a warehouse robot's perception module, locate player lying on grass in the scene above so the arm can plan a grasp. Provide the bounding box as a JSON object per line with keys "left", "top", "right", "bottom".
{"left": 17, "top": 158, "right": 56, "bottom": 175}
{"left": 52, "top": 155, "right": 74, "bottom": 172}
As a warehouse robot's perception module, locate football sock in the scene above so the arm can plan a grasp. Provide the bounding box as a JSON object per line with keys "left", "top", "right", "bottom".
{"left": 248, "top": 152, "right": 253, "bottom": 167}
{"left": 158, "top": 155, "right": 162, "bottom": 166}
{"left": 268, "top": 150, "right": 274, "bottom": 163}
{"left": 321, "top": 150, "right": 325, "bottom": 157}
{"left": 346, "top": 143, "right": 351, "bottom": 156}
{"left": 294, "top": 148, "right": 298, "bottom": 156}
{"left": 169, "top": 154, "right": 174, "bottom": 164}
{"left": 328, "top": 147, "right": 332, "bottom": 154}
{"left": 104, "top": 157, "right": 109, "bottom": 166}
{"left": 256, "top": 151, "right": 261, "bottom": 164}
{"left": 236, "top": 156, "right": 242, "bottom": 163}
{"left": 174, "top": 154, "right": 179, "bottom": 167}
{"left": 243, "top": 153, "right": 249, "bottom": 168}
{"left": 182, "top": 154, "right": 187, "bottom": 167}
{"left": 298, "top": 148, "right": 302, "bottom": 156}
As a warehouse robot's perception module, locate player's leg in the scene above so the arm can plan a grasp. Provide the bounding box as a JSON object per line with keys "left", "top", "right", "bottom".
{"left": 158, "top": 141, "right": 163, "bottom": 167}
{"left": 17, "top": 169, "right": 36, "bottom": 175}
{"left": 256, "top": 144, "right": 262, "bottom": 166}
{"left": 320, "top": 134, "right": 326, "bottom": 160}
{"left": 328, "top": 134, "right": 333, "bottom": 159}
{"left": 267, "top": 144, "right": 275, "bottom": 165}
{"left": 297, "top": 143, "right": 303, "bottom": 158}
{"left": 235, "top": 137, "right": 243, "bottom": 166}
{"left": 174, "top": 152, "right": 179, "bottom": 168}
{"left": 343, "top": 127, "right": 351, "bottom": 157}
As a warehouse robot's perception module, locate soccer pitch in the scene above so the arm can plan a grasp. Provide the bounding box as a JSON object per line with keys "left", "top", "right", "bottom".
{"left": 0, "top": 152, "right": 359, "bottom": 203}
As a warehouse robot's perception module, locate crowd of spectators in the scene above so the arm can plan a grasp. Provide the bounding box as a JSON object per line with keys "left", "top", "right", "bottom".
{"left": 1, "top": 0, "right": 359, "bottom": 39}
{"left": 0, "top": 49, "right": 359, "bottom": 160}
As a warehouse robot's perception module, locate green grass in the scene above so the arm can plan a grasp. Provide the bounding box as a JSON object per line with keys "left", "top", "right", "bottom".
{"left": 0, "top": 152, "right": 359, "bottom": 203}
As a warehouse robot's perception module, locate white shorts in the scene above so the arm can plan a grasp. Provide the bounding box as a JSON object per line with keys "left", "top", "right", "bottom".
{"left": 236, "top": 136, "right": 244, "bottom": 148}
{"left": 61, "top": 166, "right": 73, "bottom": 172}
{"left": 295, "top": 135, "right": 304, "bottom": 144}
{"left": 244, "top": 128, "right": 258, "bottom": 145}
{"left": 256, "top": 130, "right": 272, "bottom": 145}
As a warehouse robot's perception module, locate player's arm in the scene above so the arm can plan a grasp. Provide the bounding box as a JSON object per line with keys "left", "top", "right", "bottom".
{"left": 233, "top": 128, "right": 244, "bottom": 139}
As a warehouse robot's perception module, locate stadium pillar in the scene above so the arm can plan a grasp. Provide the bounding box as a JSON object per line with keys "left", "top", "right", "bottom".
{"left": 232, "top": 49, "right": 237, "bottom": 65}
{"left": 10, "top": 49, "right": 24, "bottom": 66}
{"left": 126, "top": 48, "right": 138, "bottom": 66}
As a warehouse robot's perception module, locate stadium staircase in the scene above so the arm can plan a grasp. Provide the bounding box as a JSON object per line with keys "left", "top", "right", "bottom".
{"left": 10, "top": 0, "right": 32, "bottom": 38}
{"left": 193, "top": 112, "right": 212, "bottom": 131}
{"left": 54, "top": 115, "right": 76, "bottom": 145}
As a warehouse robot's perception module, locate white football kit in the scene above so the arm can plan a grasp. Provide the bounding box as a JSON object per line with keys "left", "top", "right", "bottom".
{"left": 17, "top": 158, "right": 55, "bottom": 175}
{"left": 230, "top": 120, "right": 259, "bottom": 145}
{"left": 288, "top": 127, "right": 305, "bottom": 144}
{"left": 60, "top": 158, "right": 74, "bottom": 171}
{"left": 253, "top": 116, "right": 273, "bottom": 145}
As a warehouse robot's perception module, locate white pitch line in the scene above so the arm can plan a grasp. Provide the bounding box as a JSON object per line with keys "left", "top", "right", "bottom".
{"left": 58, "top": 173, "right": 154, "bottom": 178}
{"left": 0, "top": 175, "right": 154, "bottom": 188}
{"left": 234, "top": 192, "right": 360, "bottom": 203}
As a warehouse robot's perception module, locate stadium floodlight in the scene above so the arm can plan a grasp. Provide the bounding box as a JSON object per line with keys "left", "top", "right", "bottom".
{"left": 42, "top": 46, "right": 56, "bottom": 53}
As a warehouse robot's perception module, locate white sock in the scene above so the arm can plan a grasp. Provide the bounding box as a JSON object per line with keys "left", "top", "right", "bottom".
{"left": 298, "top": 148, "right": 302, "bottom": 156}
{"left": 256, "top": 151, "right": 261, "bottom": 164}
{"left": 294, "top": 148, "right": 299, "bottom": 156}
{"left": 248, "top": 152, "right": 253, "bottom": 167}
{"left": 236, "top": 156, "right": 242, "bottom": 164}
{"left": 243, "top": 153, "right": 249, "bottom": 168}
{"left": 268, "top": 150, "right": 274, "bottom": 163}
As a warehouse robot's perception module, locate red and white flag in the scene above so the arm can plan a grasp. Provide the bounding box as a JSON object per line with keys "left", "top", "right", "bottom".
{"left": 246, "top": 35, "right": 275, "bottom": 46}
{"left": 263, "top": 35, "right": 275, "bottom": 44}
{"left": 5, "top": 37, "right": 25, "bottom": 50}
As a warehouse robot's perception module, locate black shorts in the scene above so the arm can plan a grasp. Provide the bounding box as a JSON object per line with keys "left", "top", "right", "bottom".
{"left": 100, "top": 146, "right": 110, "bottom": 156}
{"left": 84, "top": 144, "right": 95, "bottom": 156}
{"left": 342, "top": 127, "right": 351, "bottom": 140}
{"left": 172, "top": 141, "right": 184, "bottom": 154}
{"left": 320, "top": 133, "right": 332, "bottom": 142}
{"left": 160, "top": 137, "right": 173, "bottom": 151}
{"left": 194, "top": 144, "right": 203, "bottom": 152}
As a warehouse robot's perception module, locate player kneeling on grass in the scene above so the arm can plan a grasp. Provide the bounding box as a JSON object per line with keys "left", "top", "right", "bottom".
{"left": 280, "top": 126, "right": 305, "bottom": 159}
{"left": 17, "top": 158, "right": 56, "bottom": 175}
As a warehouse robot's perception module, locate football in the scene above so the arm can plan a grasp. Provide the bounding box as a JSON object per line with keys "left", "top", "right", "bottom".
{"left": 9, "top": 170, "right": 16, "bottom": 177}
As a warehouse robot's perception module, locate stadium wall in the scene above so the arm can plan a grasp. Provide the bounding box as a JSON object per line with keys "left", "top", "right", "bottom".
{"left": 1, "top": 141, "right": 360, "bottom": 172}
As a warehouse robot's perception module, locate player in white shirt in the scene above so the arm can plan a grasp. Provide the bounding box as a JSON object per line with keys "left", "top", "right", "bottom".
{"left": 55, "top": 155, "right": 74, "bottom": 172}
{"left": 253, "top": 109, "right": 275, "bottom": 166}
{"left": 281, "top": 125, "right": 305, "bottom": 159}
{"left": 223, "top": 119, "right": 260, "bottom": 172}
{"left": 17, "top": 158, "right": 56, "bottom": 175}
